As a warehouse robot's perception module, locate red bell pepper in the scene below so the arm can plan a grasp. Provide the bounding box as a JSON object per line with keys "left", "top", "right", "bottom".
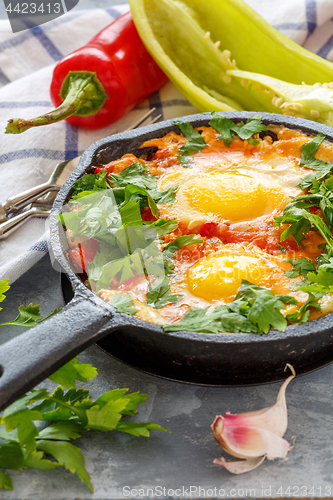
{"left": 6, "top": 12, "right": 168, "bottom": 134}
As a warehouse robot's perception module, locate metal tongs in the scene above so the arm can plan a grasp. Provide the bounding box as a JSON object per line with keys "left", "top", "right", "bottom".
{"left": 0, "top": 108, "right": 162, "bottom": 239}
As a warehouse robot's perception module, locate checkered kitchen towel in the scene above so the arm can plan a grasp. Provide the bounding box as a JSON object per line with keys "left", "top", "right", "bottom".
{"left": 1, "top": 0, "right": 333, "bottom": 283}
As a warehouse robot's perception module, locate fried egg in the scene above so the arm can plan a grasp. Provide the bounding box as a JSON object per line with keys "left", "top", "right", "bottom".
{"left": 158, "top": 163, "right": 303, "bottom": 226}
{"left": 172, "top": 243, "right": 293, "bottom": 304}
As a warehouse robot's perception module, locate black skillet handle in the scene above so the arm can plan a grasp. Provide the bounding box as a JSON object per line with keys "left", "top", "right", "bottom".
{"left": 0, "top": 291, "right": 116, "bottom": 411}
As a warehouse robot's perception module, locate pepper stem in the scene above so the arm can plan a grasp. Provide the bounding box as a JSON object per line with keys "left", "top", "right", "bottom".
{"left": 5, "top": 71, "right": 108, "bottom": 134}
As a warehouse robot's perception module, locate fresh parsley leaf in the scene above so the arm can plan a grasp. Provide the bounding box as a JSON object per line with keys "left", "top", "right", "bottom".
{"left": 0, "top": 304, "right": 60, "bottom": 329}
{"left": 2, "top": 390, "right": 47, "bottom": 454}
{"left": 21, "top": 450, "right": 60, "bottom": 471}
{"left": 286, "top": 293, "right": 320, "bottom": 324}
{"left": 247, "top": 137, "right": 260, "bottom": 146}
{"left": 163, "top": 307, "right": 214, "bottom": 333}
{"left": 0, "top": 280, "right": 10, "bottom": 310}
{"left": 275, "top": 209, "right": 311, "bottom": 247}
{"left": 174, "top": 120, "right": 206, "bottom": 156}
{"left": 1, "top": 279, "right": 51, "bottom": 327}
{"left": 275, "top": 195, "right": 333, "bottom": 251}
{"left": 0, "top": 304, "right": 41, "bottom": 328}
{"left": 164, "top": 280, "right": 299, "bottom": 334}
{"left": 302, "top": 267, "right": 333, "bottom": 290}
{"left": 72, "top": 169, "right": 109, "bottom": 196}
{"left": 163, "top": 234, "right": 203, "bottom": 258}
{"left": 34, "top": 387, "right": 91, "bottom": 422}
{"left": 109, "top": 163, "right": 157, "bottom": 190}
{"left": 84, "top": 404, "right": 125, "bottom": 432}
{"left": 209, "top": 114, "right": 235, "bottom": 146}
{"left": 0, "top": 282, "right": 168, "bottom": 492}
{"left": 59, "top": 191, "right": 122, "bottom": 240}
{"left": 90, "top": 166, "right": 177, "bottom": 208}
{"left": 73, "top": 174, "right": 97, "bottom": 193}
{"left": 163, "top": 304, "right": 258, "bottom": 334}
{"left": 235, "top": 281, "right": 297, "bottom": 334}
{"left": 303, "top": 157, "right": 329, "bottom": 170}
{"left": 177, "top": 155, "right": 194, "bottom": 168}
{"left": 90, "top": 252, "right": 142, "bottom": 290}
{"left": 284, "top": 258, "right": 316, "bottom": 278}
{"left": 233, "top": 114, "right": 267, "bottom": 141}
{"left": 122, "top": 184, "right": 159, "bottom": 218}
{"left": 118, "top": 392, "right": 148, "bottom": 416}
{"left": 147, "top": 276, "right": 182, "bottom": 309}
{"left": 37, "top": 421, "right": 84, "bottom": 441}
{"left": 209, "top": 112, "right": 266, "bottom": 147}
{"left": 277, "top": 243, "right": 286, "bottom": 253}
{"left": 93, "top": 389, "right": 147, "bottom": 416}
{"left": 37, "top": 440, "right": 93, "bottom": 492}
{"left": 108, "top": 293, "right": 138, "bottom": 316}
{"left": 149, "top": 185, "right": 178, "bottom": 205}
{"left": 309, "top": 212, "right": 333, "bottom": 249}
{"left": 0, "top": 470, "right": 13, "bottom": 490}
{"left": 115, "top": 422, "right": 169, "bottom": 437}
{"left": 0, "top": 444, "right": 55, "bottom": 480}
{"left": 88, "top": 216, "right": 178, "bottom": 290}
{"left": 0, "top": 442, "right": 24, "bottom": 469}
{"left": 298, "top": 162, "right": 333, "bottom": 190}
{"left": 246, "top": 293, "right": 287, "bottom": 333}
{"left": 148, "top": 217, "right": 178, "bottom": 236}
{"left": 48, "top": 357, "right": 97, "bottom": 389}
{"left": 119, "top": 198, "right": 143, "bottom": 227}
{"left": 300, "top": 132, "right": 325, "bottom": 166}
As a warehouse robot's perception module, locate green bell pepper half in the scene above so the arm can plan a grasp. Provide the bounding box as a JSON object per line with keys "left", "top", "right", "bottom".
{"left": 129, "top": 0, "right": 333, "bottom": 125}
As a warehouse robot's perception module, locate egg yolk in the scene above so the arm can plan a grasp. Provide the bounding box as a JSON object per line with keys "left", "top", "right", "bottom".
{"left": 158, "top": 169, "right": 292, "bottom": 224}
{"left": 184, "top": 172, "right": 289, "bottom": 223}
{"left": 187, "top": 251, "right": 285, "bottom": 302}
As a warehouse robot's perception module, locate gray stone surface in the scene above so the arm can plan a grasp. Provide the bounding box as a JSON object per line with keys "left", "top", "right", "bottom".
{"left": 1, "top": 254, "right": 333, "bottom": 499}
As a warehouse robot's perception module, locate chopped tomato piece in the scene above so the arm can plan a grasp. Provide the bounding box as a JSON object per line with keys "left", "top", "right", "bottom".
{"left": 69, "top": 246, "right": 97, "bottom": 273}
{"left": 200, "top": 221, "right": 218, "bottom": 238}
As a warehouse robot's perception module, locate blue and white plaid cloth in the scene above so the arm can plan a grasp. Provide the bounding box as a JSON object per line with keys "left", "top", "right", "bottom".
{"left": 0, "top": 0, "right": 333, "bottom": 283}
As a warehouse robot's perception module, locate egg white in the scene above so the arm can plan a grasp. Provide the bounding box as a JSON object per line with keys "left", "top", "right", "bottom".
{"left": 158, "top": 151, "right": 305, "bottom": 227}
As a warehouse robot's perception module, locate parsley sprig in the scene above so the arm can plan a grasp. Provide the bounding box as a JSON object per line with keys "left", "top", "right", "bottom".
{"left": 274, "top": 132, "right": 333, "bottom": 298}
{"left": 147, "top": 276, "right": 183, "bottom": 309}
{"left": 108, "top": 293, "right": 138, "bottom": 315}
{"left": 0, "top": 279, "right": 59, "bottom": 328}
{"left": 209, "top": 112, "right": 267, "bottom": 146}
{"left": 73, "top": 164, "right": 178, "bottom": 207}
{"left": 164, "top": 280, "right": 297, "bottom": 334}
{"left": 284, "top": 257, "right": 316, "bottom": 279}
{"left": 163, "top": 234, "right": 203, "bottom": 258}
{"left": 275, "top": 132, "right": 333, "bottom": 247}
{"left": 296, "top": 132, "right": 333, "bottom": 189}
{"left": 0, "top": 281, "right": 167, "bottom": 490}
{"left": 59, "top": 189, "right": 176, "bottom": 290}
{"left": 61, "top": 171, "right": 202, "bottom": 296}
{"left": 0, "top": 360, "right": 168, "bottom": 491}
{"left": 0, "top": 281, "right": 168, "bottom": 491}
{"left": 300, "top": 132, "right": 325, "bottom": 165}
{"left": 174, "top": 120, "right": 206, "bottom": 155}
{"left": 173, "top": 120, "right": 207, "bottom": 167}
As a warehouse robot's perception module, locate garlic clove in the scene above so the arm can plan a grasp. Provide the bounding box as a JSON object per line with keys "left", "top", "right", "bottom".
{"left": 213, "top": 455, "right": 266, "bottom": 474}
{"left": 212, "top": 417, "right": 290, "bottom": 459}
{"left": 212, "top": 365, "right": 295, "bottom": 473}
